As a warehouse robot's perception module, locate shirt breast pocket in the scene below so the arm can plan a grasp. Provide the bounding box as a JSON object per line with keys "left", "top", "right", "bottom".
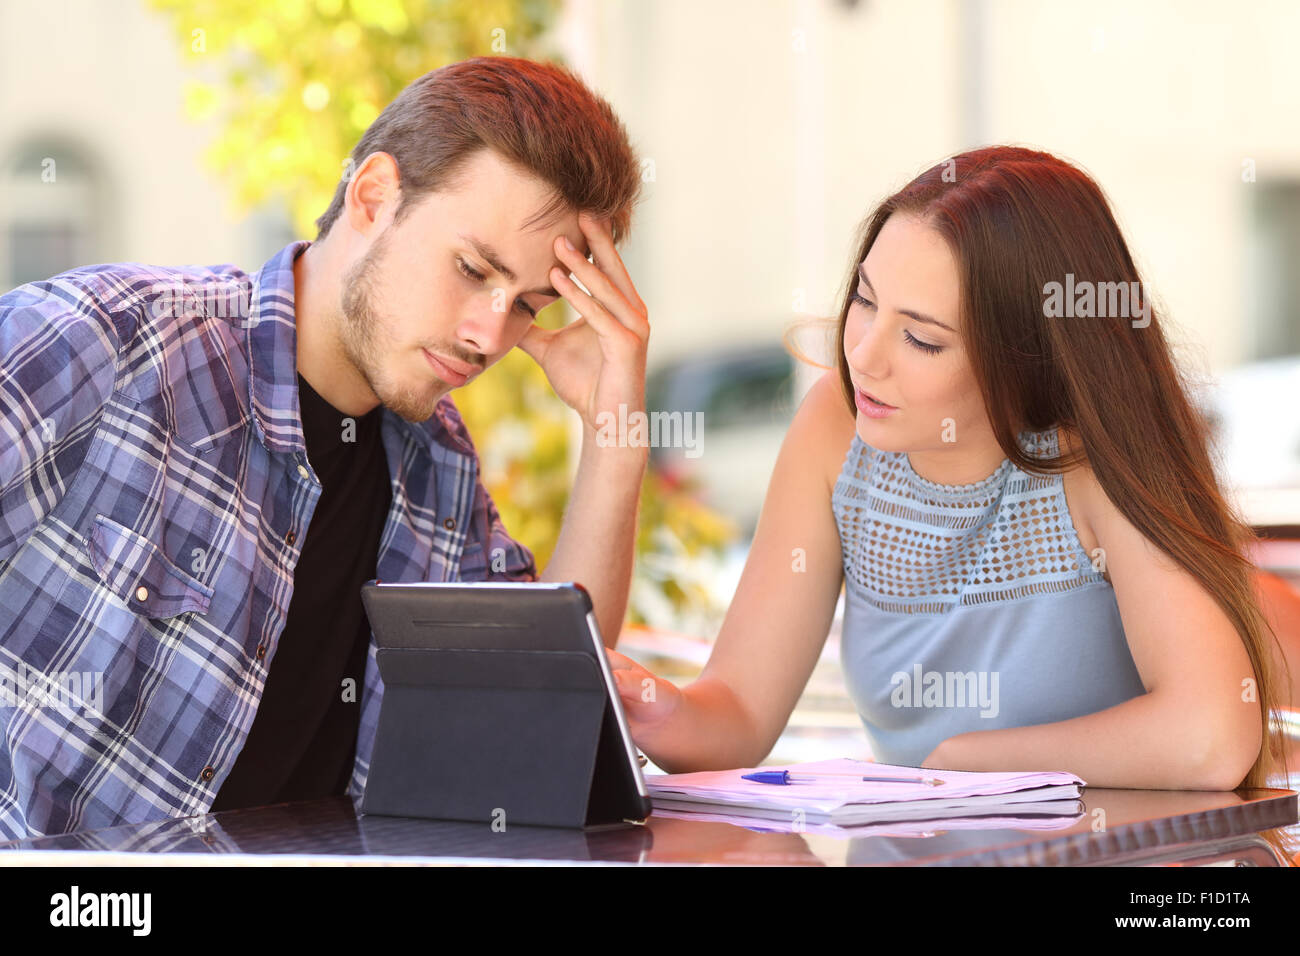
{"left": 86, "top": 514, "right": 214, "bottom": 619}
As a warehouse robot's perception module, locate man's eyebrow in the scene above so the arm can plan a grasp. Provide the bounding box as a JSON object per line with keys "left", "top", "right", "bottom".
{"left": 459, "top": 233, "right": 562, "bottom": 298}
{"left": 857, "top": 263, "right": 957, "bottom": 334}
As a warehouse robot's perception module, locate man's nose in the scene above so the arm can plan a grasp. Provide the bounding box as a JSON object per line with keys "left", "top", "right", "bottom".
{"left": 456, "top": 302, "right": 513, "bottom": 357}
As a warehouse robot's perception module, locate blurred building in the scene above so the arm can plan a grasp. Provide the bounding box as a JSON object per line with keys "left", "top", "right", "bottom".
{"left": 568, "top": 0, "right": 1300, "bottom": 370}
{"left": 561, "top": 0, "right": 1300, "bottom": 529}
{"left": 6, "top": 1, "right": 1297, "bottom": 479}
{"left": 0, "top": 0, "right": 293, "bottom": 293}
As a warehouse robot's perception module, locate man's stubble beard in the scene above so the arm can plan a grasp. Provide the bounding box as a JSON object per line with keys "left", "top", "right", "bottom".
{"left": 338, "top": 231, "right": 447, "bottom": 424}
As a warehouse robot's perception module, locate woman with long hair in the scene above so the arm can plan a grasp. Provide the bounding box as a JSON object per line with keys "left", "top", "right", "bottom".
{"left": 612, "top": 145, "right": 1292, "bottom": 797}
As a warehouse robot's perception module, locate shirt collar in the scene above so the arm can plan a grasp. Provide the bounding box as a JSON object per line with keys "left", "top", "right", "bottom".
{"left": 244, "top": 239, "right": 475, "bottom": 461}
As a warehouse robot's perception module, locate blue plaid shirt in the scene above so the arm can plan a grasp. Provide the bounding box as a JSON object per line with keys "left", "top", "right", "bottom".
{"left": 0, "top": 240, "right": 538, "bottom": 839}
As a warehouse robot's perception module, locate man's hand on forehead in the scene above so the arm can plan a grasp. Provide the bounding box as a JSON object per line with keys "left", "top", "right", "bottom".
{"left": 517, "top": 213, "right": 649, "bottom": 436}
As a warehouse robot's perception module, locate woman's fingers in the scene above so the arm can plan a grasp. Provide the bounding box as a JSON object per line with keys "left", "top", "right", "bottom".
{"left": 611, "top": 668, "right": 640, "bottom": 703}
{"left": 606, "top": 649, "right": 658, "bottom": 706}
{"left": 606, "top": 647, "right": 638, "bottom": 670}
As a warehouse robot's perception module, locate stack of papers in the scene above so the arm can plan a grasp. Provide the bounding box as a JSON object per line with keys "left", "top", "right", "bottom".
{"left": 648, "top": 806, "right": 1086, "bottom": 838}
{"left": 646, "top": 758, "right": 1086, "bottom": 827}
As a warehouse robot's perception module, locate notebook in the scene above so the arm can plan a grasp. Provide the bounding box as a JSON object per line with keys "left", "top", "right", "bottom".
{"left": 649, "top": 804, "right": 1087, "bottom": 837}
{"left": 646, "top": 758, "right": 1086, "bottom": 827}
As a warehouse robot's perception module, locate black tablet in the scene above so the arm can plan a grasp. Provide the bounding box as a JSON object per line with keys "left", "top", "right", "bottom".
{"left": 359, "top": 581, "right": 652, "bottom": 828}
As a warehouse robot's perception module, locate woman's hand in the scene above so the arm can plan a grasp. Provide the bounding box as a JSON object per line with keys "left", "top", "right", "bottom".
{"left": 605, "top": 647, "right": 684, "bottom": 741}
{"left": 920, "top": 738, "right": 949, "bottom": 770}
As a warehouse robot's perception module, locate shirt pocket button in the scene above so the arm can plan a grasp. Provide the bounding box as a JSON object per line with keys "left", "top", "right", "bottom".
{"left": 87, "top": 515, "right": 214, "bottom": 619}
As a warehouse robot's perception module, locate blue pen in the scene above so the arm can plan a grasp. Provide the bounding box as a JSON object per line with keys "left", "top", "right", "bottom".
{"left": 742, "top": 770, "right": 945, "bottom": 787}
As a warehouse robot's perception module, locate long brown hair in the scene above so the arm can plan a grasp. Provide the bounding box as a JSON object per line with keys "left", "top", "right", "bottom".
{"left": 828, "top": 145, "right": 1291, "bottom": 793}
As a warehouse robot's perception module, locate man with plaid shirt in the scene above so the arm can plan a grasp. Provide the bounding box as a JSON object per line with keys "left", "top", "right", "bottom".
{"left": 0, "top": 57, "right": 649, "bottom": 838}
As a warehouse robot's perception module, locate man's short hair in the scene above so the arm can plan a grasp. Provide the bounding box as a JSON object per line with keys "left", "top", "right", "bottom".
{"left": 315, "top": 56, "right": 641, "bottom": 243}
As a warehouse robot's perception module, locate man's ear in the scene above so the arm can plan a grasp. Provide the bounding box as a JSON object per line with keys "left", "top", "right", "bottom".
{"left": 345, "top": 151, "right": 400, "bottom": 238}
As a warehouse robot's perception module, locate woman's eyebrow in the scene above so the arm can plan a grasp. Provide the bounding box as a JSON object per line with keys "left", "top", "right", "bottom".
{"left": 857, "top": 263, "right": 956, "bottom": 334}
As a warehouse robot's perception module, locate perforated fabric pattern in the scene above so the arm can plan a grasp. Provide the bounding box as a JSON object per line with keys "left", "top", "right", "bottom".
{"left": 832, "top": 426, "right": 1105, "bottom": 615}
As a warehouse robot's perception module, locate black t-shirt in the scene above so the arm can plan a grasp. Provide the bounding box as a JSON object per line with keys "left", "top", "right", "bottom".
{"left": 211, "top": 373, "right": 392, "bottom": 811}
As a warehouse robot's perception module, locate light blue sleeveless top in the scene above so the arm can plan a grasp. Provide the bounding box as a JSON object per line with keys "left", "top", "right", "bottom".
{"left": 831, "top": 425, "right": 1147, "bottom": 767}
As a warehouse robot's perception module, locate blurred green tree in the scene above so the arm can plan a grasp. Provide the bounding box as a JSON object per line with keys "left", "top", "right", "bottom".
{"left": 148, "top": 0, "right": 737, "bottom": 631}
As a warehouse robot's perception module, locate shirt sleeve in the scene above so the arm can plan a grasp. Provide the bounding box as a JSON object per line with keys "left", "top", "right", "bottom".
{"left": 0, "top": 280, "right": 121, "bottom": 504}
{"left": 469, "top": 476, "right": 539, "bottom": 582}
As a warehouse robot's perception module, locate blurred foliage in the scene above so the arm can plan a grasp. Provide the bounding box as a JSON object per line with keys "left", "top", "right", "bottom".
{"left": 149, "top": 0, "right": 558, "bottom": 235}
{"left": 148, "top": 0, "right": 738, "bottom": 628}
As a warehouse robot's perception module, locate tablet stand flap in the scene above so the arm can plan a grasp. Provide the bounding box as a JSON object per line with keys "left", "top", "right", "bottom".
{"left": 374, "top": 647, "right": 603, "bottom": 692}
{"left": 361, "top": 648, "right": 611, "bottom": 828}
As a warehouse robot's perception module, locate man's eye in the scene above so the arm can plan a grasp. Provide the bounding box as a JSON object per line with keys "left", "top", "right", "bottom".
{"left": 458, "top": 258, "right": 535, "bottom": 317}
{"left": 456, "top": 258, "right": 485, "bottom": 282}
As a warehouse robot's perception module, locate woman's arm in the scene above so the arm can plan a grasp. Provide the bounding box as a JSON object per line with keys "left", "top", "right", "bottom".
{"left": 611, "top": 370, "right": 853, "bottom": 773}
{"left": 922, "top": 458, "right": 1263, "bottom": 790}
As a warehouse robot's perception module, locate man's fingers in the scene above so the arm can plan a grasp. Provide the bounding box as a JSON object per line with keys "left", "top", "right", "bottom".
{"left": 553, "top": 236, "right": 634, "bottom": 333}
{"left": 554, "top": 224, "right": 648, "bottom": 340}
{"left": 549, "top": 265, "right": 635, "bottom": 344}
{"left": 515, "top": 322, "right": 549, "bottom": 360}
{"left": 577, "top": 213, "right": 643, "bottom": 312}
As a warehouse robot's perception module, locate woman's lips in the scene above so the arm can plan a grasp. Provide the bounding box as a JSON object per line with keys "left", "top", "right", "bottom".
{"left": 854, "top": 386, "right": 896, "bottom": 408}
{"left": 854, "top": 386, "right": 898, "bottom": 417}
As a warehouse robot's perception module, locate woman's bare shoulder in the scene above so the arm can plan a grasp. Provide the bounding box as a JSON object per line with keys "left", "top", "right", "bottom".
{"left": 1056, "top": 423, "right": 1106, "bottom": 569}
{"left": 794, "top": 369, "right": 859, "bottom": 495}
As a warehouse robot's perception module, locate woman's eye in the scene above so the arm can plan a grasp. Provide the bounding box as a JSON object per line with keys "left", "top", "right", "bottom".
{"left": 850, "top": 288, "right": 943, "bottom": 355}
{"left": 458, "top": 258, "right": 535, "bottom": 317}
{"left": 904, "top": 330, "right": 944, "bottom": 355}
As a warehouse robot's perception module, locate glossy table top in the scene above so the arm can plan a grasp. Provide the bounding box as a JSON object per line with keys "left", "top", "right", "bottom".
{"left": 1, "top": 784, "right": 1295, "bottom": 866}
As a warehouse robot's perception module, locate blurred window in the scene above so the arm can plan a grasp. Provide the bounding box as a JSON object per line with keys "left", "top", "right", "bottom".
{"left": 1249, "top": 180, "right": 1300, "bottom": 360}
{"left": 1, "top": 140, "right": 102, "bottom": 289}
{"left": 647, "top": 346, "right": 795, "bottom": 430}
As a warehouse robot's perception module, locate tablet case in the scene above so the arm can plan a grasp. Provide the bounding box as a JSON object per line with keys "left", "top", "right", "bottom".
{"left": 355, "top": 809, "right": 655, "bottom": 861}
{"left": 359, "top": 587, "right": 650, "bottom": 828}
